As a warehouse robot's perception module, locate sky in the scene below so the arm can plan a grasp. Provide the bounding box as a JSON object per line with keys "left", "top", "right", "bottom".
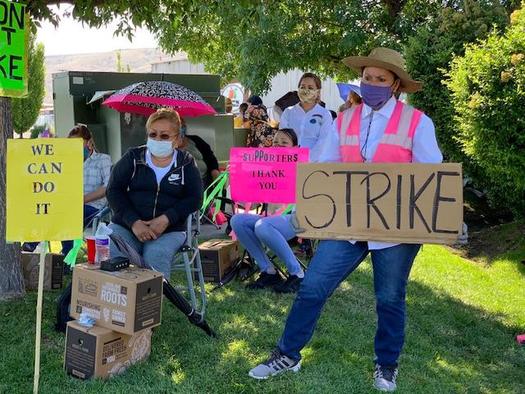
{"left": 36, "top": 6, "right": 158, "bottom": 56}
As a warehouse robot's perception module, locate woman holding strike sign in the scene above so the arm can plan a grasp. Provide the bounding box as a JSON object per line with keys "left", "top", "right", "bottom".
{"left": 249, "top": 48, "right": 442, "bottom": 392}
{"left": 230, "top": 129, "right": 305, "bottom": 294}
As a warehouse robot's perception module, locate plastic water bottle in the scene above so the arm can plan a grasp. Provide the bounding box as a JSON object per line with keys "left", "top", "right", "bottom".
{"left": 95, "top": 223, "right": 112, "bottom": 265}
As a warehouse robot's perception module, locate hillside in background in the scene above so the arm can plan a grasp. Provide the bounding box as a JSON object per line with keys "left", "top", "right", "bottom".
{"left": 44, "top": 48, "right": 172, "bottom": 105}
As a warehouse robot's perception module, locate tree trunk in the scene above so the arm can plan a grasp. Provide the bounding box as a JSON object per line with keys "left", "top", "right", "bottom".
{"left": 0, "top": 97, "right": 25, "bottom": 300}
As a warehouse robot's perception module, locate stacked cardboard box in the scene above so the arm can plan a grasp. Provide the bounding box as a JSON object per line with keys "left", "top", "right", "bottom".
{"left": 64, "top": 321, "right": 152, "bottom": 379}
{"left": 198, "top": 239, "right": 239, "bottom": 283}
{"left": 65, "top": 264, "right": 163, "bottom": 379}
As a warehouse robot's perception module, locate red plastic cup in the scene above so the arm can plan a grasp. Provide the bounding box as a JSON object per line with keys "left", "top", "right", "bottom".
{"left": 86, "top": 236, "right": 96, "bottom": 263}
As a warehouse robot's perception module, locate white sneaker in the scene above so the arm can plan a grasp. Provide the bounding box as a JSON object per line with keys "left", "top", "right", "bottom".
{"left": 373, "top": 364, "right": 398, "bottom": 392}
{"left": 248, "top": 349, "right": 301, "bottom": 379}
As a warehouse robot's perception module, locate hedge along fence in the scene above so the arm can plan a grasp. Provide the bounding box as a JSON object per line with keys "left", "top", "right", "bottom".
{"left": 446, "top": 7, "right": 525, "bottom": 217}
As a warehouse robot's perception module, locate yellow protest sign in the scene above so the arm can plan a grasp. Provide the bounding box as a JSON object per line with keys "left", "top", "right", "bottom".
{"left": 6, "top": 138, "right": 83, "bottom": 241}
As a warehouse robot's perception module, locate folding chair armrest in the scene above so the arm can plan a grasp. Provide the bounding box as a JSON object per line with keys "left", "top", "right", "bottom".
{"left": 95, "top": 206, "right": 111, "bottom": 219}
{"left": 89, "top": 206, "right": 112, "bottom": 234}
{"left": 186, "top": 211, "right": 201, "bottom": 236}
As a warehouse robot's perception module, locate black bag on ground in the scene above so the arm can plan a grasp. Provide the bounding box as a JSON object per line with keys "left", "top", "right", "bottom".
{"left": 55, "top": 282, "right": 73, "bottom": 332}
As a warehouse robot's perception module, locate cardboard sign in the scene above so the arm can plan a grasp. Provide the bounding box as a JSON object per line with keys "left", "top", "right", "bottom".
{"left": 229, "top": 147, "right": 309, "bottom": 203}
{"left": 6, "top": 138, "right": 83, "bottom": 241}
{"left": 295, "top": 163, "right": 463, "bottom": 244}
{"left": 0, "top": 0, "right": 28, "bottom": 97}
{"left": 70, "top": 265, "right": 163, "bottom": 335}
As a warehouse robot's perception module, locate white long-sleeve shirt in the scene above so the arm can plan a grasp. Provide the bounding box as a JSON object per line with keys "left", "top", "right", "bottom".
{"left": 280, "top": 103, "right": 339, "bottom": 162}
{"left": 326, "top": 97, "right": 443, "bottom": 249}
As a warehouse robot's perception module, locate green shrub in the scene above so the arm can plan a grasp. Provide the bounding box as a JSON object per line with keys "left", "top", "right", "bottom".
{"left": 446, "top": 5, "right": 525, "bottom": 216}
{"left": 30, "top": 125, "right": 46, "bottom": 139}
{"left": 404, "top": 1, "right": 508, "bottom": 166}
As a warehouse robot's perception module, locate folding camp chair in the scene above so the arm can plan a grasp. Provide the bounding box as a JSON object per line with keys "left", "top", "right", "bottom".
{"left": 214, "top": 236, "right": 313, "bottom": 290}
{"left": 213, "top": 205, "right": 316, "bottom": 289}
{"left": 199, "top": 171, "right": 229, "bottom": 229}
{"left": 171, "top": 211, "right": 207, "bottom": 319}
{"left": 57, "top": 211, "right": 215, "bottom": 337}
{"left": 200, "top": 170, "right": 265, "bottom": 233}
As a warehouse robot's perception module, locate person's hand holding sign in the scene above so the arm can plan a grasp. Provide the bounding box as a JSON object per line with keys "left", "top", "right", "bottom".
{"left": 132, "top": 220, "right": 158, "bottom": 242}
{"left": 145, "top": 214, "right": 170, "bottom": 238}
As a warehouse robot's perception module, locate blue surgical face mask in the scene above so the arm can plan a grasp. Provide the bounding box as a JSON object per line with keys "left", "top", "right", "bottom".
{"left": 360, "top": 81, "right": 394, "bottom": 110}
{"left": 180, "top": 125, "right": 187, "bottom": 137}
{"left": 83, "top": 146, "right": 90, "bottom": 160}
{"left": 147, "top": 138, "right": 174, "bottom": 158}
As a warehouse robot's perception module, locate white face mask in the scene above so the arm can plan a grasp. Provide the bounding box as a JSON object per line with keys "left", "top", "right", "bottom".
{"left": 147, "top": 138, "right": 174, "bottom": 158}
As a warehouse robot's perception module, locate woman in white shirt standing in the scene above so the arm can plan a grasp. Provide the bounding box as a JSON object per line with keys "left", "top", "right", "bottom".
{"left": 249, "top": 48, "right": 443, "bottom": 392}
{"left": 279, "top": 73, "right": 338, "bottom": 163}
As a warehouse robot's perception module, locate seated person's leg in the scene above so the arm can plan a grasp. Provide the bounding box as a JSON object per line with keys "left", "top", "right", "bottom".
{"left": 142, "top": 231, "right": 186, "bottom": 278}
{"left": 83, "top": 204, "right": 101, "bottom": 228}
{"left": 254, "top": 215, "right": 303, "bottom": 276}
{"left": 108, "top": 223, "right": 144, "bottom": 261}
{"left": 22, "top": 242, "right": 39, "bottom": 252}
{"left": 230, "top": 213, "right": 275, "bottom": 273}
{"left": 61, "top": 240, "right": 74, "bottom": 256}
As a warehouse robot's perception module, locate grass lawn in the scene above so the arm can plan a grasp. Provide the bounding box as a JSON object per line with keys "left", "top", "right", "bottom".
{"left": 1, "top": 236, "right": 524, "bottom": 393}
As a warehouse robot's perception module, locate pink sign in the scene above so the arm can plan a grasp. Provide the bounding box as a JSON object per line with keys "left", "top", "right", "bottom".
{"left": 229, "top": 147, "right": 309, "bottom": 203}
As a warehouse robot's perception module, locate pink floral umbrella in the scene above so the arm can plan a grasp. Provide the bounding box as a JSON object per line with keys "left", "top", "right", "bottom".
{"left": 102, "top": 80, "right": 217, "bottom": 117}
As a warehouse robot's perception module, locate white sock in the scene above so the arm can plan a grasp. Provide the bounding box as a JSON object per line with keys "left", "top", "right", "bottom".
{"left": 265, "top": 266, "right": 277, "bottom": 275}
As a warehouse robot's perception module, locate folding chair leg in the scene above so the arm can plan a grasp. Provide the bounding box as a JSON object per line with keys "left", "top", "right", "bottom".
{"left": 194, "top": 248, "right": 207, "bottom": 317}
{"left": 182, "top": 251, "right": 199, "bottom": 312}
{"left": 295, "top": 257, "right": 308, "bottom": 272}
{"left": 200, "top": 213, "right": 220, "bottom": 230}
{"left": 268, "top": 255, "right": 289, "bottom": 279}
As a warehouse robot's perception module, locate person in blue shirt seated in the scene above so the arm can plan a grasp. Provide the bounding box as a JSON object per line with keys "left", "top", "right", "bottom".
{"left": 230, "top": 128, "right": 304, "bottom": 294}
{"left": 23, "top": 124, "right": 112, "bottom": 257}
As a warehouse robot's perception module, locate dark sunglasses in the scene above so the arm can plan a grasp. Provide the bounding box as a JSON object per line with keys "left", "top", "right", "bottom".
{"left": 148, "top": 131, "right": 180, "bottom": 140}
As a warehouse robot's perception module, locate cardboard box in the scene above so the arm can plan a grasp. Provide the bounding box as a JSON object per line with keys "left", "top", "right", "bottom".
{"left": 20, "top": 252, "right": 63, "bottom": 290}
{"left": 64, "top": 320, "right": 151, "bottom": 380}
{"left": 296, "top": 163, "right": 463, "bottom": 244}
{"left": 198, "top": 239, "right": 239, "bottom": 283}
{"left": 71, "top": 265, "right": 163, "bottom": 335}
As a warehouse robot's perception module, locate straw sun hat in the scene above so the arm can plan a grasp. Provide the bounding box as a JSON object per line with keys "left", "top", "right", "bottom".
{"left": 342, "top": 47, "right": 422, "bottom": 93}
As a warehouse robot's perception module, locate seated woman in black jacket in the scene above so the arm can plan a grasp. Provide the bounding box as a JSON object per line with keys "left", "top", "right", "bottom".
{"left": 106, "top": 108, "right": 203, "bottom": 278}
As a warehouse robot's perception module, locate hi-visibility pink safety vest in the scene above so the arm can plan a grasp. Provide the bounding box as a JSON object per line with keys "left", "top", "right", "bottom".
{"left": 336, "top": 101, "right": 423, "bottom": 163}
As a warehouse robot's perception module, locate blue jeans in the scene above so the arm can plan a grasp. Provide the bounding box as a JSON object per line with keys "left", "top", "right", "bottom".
{"left": 230, "top": 213, "right": 301, "bottom": 275}
{"left": 108, "top": 223, "right": 186, "bottom": 278}
{"left": 277, "top": 240, "right": 421, "bottom": 366}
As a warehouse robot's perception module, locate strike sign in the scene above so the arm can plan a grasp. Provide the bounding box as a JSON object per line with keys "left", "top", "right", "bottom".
{"left": 295, "top": 163, "right": 463, "bottom": 244}
{"left": 6, "top": 138, "right": 83, "bottom": 242}
{"left": 0, "top": 0, "right": 27, "bottom": 97}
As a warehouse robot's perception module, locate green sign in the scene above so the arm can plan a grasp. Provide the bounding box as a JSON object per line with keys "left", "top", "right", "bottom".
{"left": 0, "top": 0, "right": 27, "bottom": 98}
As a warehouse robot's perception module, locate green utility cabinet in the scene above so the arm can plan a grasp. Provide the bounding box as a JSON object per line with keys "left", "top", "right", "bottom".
{"left": 52, "top": 71, "right": 235, "bottom": 162}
